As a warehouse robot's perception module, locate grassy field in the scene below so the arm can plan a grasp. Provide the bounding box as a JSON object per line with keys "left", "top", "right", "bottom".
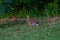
{"left": 0, "top": 18, "right": 60, "bottom": 40}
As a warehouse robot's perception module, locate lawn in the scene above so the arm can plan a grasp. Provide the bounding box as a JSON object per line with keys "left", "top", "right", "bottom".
{"left": 0, "top": 18, "right": 60, "bottom": 40}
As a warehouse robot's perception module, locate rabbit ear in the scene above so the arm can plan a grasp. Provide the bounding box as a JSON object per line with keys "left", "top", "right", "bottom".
{"left": 27, "top": 15, "right": 30, "bottom": 20}
{"left": 27, "top": 15, "right": 29, "bottom": 17}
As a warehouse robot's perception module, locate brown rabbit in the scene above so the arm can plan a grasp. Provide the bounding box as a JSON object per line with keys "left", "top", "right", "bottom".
{"left": 26, "top": 15, "right": 39, "bottom": 27}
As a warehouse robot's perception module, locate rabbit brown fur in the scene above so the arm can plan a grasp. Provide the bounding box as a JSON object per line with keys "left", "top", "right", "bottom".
{"left": 26, "top": 15, "right": 39, "bottom": 27}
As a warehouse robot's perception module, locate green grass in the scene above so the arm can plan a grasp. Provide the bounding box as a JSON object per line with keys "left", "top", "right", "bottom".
{"left": 0, "top": 19, "right": 60, "bottom": 40}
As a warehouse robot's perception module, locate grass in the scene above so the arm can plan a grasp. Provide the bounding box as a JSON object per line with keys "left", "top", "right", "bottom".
{"left": 0, "top": 18, "right": 60, "bottom": 40}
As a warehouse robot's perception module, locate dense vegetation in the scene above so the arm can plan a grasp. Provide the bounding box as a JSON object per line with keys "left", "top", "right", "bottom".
{"left": 0, "top": 1, "right": 60, "bottom": 40}
{"left": 0, "top": 0, "right": 60, "bottom": 18}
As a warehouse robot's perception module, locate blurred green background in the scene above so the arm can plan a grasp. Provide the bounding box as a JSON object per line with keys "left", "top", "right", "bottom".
{"left": 0, "top": 0, "right": 60, "bottom": 18}
{"left": 0, "top": 0, "right": 60, "bottom": 40}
